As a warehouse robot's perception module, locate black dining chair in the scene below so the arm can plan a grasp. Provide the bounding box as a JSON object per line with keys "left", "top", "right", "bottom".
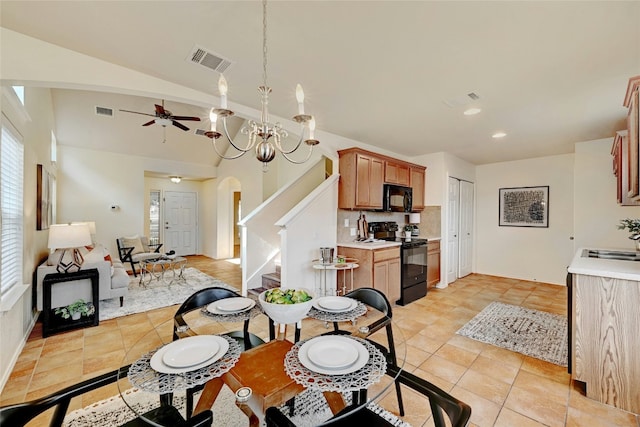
{"left": 173, "top": 286, "right": 267, "bottom": 418}
{"left": 0, "top": 366, "right": 214, "bottom": 427}
{"left": 264, "top": 364, "right": 472, "bottom": 427}
{"left": 325, "top": 287, "right": 404, "bottom": 415}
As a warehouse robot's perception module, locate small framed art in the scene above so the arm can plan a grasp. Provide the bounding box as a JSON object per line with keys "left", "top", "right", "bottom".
{"left": 499, "top": 186, "right": 549, "bottom": 227}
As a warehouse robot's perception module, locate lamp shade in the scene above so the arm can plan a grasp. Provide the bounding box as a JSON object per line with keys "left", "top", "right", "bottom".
{"left": 71, "top": 221, "right": 96, "bottom": 235}
{"left": 48, "top": 223, "right": 92, "bottom": 249}
{"left": 409, "top": 213, "right": 421, "bottom": 224}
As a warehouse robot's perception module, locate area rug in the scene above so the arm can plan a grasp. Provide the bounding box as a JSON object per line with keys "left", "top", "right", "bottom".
{"left": 63, "top": 384, "right": 410, "bottom": 427}
{"left": 99, "top": 267, "right": 236, "bottom": 321}
{"left": 456, "top": 301, "right": 568, "bottom": 367}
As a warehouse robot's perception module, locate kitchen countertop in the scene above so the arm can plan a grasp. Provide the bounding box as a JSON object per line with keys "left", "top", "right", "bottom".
{"left": 337, "top": 241, "right": 402, "bottom": 250}
{"left": 568, "top": 247, "right": 640, "bottom": 281}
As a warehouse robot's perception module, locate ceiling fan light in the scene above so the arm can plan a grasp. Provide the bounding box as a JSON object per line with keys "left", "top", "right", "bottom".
{"left": 157, "top": 118, "right": 172, "bottom": 127}
{"left": 170, "top": 176, "right": 182, "bottom": 183}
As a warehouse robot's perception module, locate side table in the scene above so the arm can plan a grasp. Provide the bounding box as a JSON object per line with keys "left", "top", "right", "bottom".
{"left": 42, "top": 268, "right": 99, "bottom": 337}
{"left": 312, "top": 258, "right": 359, "bottom": 296}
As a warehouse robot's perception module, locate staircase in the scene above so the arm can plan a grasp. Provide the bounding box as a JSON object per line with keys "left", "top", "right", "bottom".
{"left": 248, "top": 261, "right": 281, "bottom": 297}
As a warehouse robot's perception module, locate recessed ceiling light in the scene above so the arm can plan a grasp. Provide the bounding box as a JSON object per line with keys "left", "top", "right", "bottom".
{"left": 492, "top": 132, "right": 507, "bottom": 139}
{"left": 463, "top": 108, "right": 482, "bottom": 116}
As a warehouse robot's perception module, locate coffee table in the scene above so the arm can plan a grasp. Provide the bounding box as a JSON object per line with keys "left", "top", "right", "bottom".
{"left": 139, "top": 256, "right": 187, "bottom": 286}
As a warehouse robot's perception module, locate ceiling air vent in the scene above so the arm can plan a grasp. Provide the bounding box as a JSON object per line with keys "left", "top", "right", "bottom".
{"left": 187, "top": 45, "right": 233, "bottom": 73}
{"left": 194, "top": 128, "right": 208, "bottom": 136}
{"left": 443, "top": 91, "right": 481, "bottom": 108}
{"left": 95, "top": 106, "right": 114, "bottom": 117}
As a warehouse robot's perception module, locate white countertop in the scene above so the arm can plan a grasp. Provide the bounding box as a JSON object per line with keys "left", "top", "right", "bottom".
{"left": 568, "top": 247, "right": 640, "bottom": 281}
{"left": 337, "top": 241, "right": 402, "bottom": 250}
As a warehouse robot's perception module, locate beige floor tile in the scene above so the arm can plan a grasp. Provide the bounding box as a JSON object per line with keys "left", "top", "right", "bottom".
{"left": 504, "top": 384, "right": 568, "bottom": 427}
{"left": 457, "top": 369, "right": 511, "bottom": 405}
{"left": 450, "top": 386, "right": 502, "bottom": 427}
{"left": 494, "top": 407, "right": 549, "bottom": 427}
{"left": 434, "top": 342, "right": 479, "bottom": 368}
{"left": 469, "top": 355, "right": 520, "bottom": 385}
{"left": 418, "top": 354, "right": 468, "bottom": 384}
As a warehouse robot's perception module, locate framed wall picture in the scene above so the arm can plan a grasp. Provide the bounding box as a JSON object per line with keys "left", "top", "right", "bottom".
{"left": 37, "top": 164, "right": 54, "bottom": 230}
{"left": 499, "top": 186, "right": 549, "bottom": 227}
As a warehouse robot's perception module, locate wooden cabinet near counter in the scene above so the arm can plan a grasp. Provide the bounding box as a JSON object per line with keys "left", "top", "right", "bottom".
{"left": 426, "top": 240, "right": 441, "bottom": 288}
{"left": 337, "top": 245, "right": 401, "bottom": 304}
{"left": 338, "top": 147, "right": 426, "bottom": 212}
{"left": 338, "top": 149, "right": 384, "bottom": 210}
{"left": 569, "top": 272, "right": 640, "bottom": 414}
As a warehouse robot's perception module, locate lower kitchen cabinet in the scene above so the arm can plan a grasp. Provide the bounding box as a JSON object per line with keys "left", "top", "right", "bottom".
{"left": 337, "top": 245, "right": 401, "bottom": 303}
{"left": 427, "top": 240, "right": 441, "bottom": 288}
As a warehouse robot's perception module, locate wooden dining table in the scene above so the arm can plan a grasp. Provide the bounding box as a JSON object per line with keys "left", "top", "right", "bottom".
{"left": 116, "top": 296, "right": 406, "bottom": 426}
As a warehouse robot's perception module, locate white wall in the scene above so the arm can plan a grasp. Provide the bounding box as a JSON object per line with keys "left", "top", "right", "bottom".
{"left": 0, "top": 87, "right": 55, "bottom": 391}
{"left": 476, "top": 154, "right": 575, "bottom": 284}
{"left": 573, "top": 138, "right": 640, "bottom": 249}
{"left": 57, "top": 146, "right": 215, "bottom": 258}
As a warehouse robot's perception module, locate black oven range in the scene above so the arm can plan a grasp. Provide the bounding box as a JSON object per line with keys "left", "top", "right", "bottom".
{"left": 368, "top": 222, "right": 428, "bottom": 305}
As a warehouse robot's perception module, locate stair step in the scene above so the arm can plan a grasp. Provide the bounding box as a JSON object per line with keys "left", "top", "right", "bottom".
{"left": 248, "top": 272, "right": 282, "bottom": 297}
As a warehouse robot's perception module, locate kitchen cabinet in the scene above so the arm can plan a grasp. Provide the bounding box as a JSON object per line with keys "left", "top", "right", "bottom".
{"left": 337, "top": 245, "right": 401, "bottom": 303}
{"left": 338, "top": 149, "right": 384, "bottom": 210}
{"left": 410, "top": 167, "right": 425, "bottom": 211}
{"left": 570, "top": 272, "right": 640, "bottom": 413}
{"left": 338, "top": 147, "right": 426, "bottom": 212}
{"left": 384, "top": 161, "right": 410, "bottom": 186}
{"left": 426, "top": 240, "right": 440, "bottom": 288}
{"left": 612, "top": 75, "right": 640, "bottom": 205}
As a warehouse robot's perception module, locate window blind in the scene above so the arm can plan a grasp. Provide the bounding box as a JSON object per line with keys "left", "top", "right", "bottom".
{"left": 1, "top": 123, "right": 24, "bottom": 295}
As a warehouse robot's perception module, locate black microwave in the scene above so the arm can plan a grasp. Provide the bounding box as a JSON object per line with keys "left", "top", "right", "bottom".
{"left": 383, "top": 184, "right": 412, "bottom": 212}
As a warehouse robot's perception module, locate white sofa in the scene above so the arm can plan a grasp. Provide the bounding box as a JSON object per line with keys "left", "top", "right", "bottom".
{"left": 36, "top": 244, "right": 130, "bottom": 311}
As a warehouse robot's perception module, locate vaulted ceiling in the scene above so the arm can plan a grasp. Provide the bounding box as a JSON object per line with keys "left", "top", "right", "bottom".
{"left": 2, "top": 1, "right": 639, "bottom": 166}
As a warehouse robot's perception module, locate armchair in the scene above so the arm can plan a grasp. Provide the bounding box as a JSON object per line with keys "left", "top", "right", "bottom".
{"left": 116, "top": 235, "right": 163, "bottom": 277}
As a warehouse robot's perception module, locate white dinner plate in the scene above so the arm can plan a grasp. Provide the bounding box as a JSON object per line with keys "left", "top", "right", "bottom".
{"left": 150, "top": 335, "right": 229, "bottom": 374}
{"left": 162, "top": 336, "right": 220, "bottom": 368}
{"left": 313, "top": 297, "right": 357, "bottom": 313}
{"left": 307, "top": 337, "right": 359, "bottom": 369}
{"left": 206, "top": 298, "right": 256, "bottom": 315}
{"left": 298, "top": 336, "right": 369, "bottom": 375}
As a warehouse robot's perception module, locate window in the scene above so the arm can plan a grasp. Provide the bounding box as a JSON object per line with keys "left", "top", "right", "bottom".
{"left": 11, "top": 86, "right": 24, "bottom": 105}
{"left": 149, "top": 190, "right": 161, "bottom": 245}
{"left": 1, "top": 119, "right": 24, "bottom": 296}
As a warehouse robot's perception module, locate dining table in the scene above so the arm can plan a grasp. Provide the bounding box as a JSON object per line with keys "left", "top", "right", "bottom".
{"left": 116, "top": 294, "right": 407, "bottom": 426}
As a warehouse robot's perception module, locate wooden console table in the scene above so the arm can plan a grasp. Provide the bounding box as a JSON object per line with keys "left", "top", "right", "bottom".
{"left": 42, "top": 268, "right": 99, "bottom": 337}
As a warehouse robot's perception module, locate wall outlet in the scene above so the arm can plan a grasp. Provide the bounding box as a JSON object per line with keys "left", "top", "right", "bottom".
{"left": 344, "top": 218, "right": 349, "bottom": 227}
{"left": 350, "top": 227, "right": 356, "bottom": 236}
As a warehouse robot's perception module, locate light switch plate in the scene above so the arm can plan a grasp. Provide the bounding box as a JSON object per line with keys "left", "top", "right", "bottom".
{"left": 344, "top": 219, "right": 349, "bottom": 227}
{"left": 350, "top": 227, "right": 356, "bottom": 236}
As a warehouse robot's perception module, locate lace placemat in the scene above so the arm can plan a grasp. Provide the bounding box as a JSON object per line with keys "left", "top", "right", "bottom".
{"left": 284, "top": 337, "right": 386, "bottom": 393}
{"left": 307, "top": 301, "right": 367, "bottom": 323}
{"left": 200, "top": 304, "right": 263, "bottom": 322}
{"left": 127, "top": 335, "right": 241, "bottom": 394}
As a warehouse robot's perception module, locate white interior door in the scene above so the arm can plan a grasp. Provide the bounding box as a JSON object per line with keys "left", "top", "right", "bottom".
{"left": 447, "top": 177, "right": 460, "bottom": 284}
{"left": 458, "top": 180, "right": 474, "bottom": 278}
{"left": 164, "top": 191, "right": 197, "bottom": 256}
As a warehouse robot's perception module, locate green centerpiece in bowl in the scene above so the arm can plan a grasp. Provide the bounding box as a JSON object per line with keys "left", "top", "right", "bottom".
{"left": 258, "top": 288, "right": 314, "bottom": 324}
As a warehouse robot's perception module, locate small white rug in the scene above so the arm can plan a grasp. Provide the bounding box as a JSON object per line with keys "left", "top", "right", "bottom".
{"left": 456, "top": 301, "right": 568, "bottom": 366}
{"left": 63, "top": 385, "right": 411, "bottom": 427}
{"left": 99, "top": 267, "right": 236, "bottom": 321}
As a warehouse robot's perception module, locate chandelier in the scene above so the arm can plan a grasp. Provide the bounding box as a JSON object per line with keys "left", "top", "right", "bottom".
{"left": 204, "top": 0, "right": 319, "bottom": 171}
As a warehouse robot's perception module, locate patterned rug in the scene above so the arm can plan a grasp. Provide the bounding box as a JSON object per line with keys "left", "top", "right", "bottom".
{"left": 63, "top": 384, "right": 410, "bottom": 427}
{"left": 456, "top": 301, "right": 568, "bottom": 366}
{"left": 99, "top": 267, "right": 236, "bottom": 321}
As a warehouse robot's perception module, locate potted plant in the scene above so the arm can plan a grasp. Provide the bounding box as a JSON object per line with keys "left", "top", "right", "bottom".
{"left": 55, "top": 299, "right": 95, "bottom": 321}
{"left": 617, "top": 218, "right": 640, "bottom": 250}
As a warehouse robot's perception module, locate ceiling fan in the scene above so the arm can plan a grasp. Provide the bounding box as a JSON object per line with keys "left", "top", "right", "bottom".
{"left": 119, "top": 100, "right": 201, "bottom": 131}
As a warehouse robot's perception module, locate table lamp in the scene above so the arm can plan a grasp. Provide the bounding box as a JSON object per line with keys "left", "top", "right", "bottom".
{"left": 71, "top": 221, "right": 97, "bottom": 244}
{"left": 47, "top": 223, "right": 92, "bottom": 273}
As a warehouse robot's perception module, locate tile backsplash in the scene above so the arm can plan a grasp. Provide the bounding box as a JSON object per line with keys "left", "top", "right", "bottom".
{"left": 337, "top": 206, "right": 441, "bottom": 242}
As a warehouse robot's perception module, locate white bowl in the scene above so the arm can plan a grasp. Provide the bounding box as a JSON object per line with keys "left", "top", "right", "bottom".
{"left": 258, "top": 289, "right": 315, "bottom": 324}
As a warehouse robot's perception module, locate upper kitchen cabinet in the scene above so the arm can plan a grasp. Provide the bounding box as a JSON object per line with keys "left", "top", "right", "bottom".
{"left": 338, "top": 147, "right": 426, "bottom": 211}
{"left": 338, "top": 148, "right": 384, "bottom": 210}
{"left": 384, "top": 161, "right": 410, "bottom": 186}
{"left": 410, "top": 166, "right": 425, "bottom": 211}
{"left": 613, "top": 75, "right": 640, "bottom": 205}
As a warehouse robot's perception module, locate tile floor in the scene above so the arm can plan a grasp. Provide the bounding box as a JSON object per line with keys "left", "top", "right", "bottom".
{"left": 1, "top": 256, "right": 638, "bottom": 426}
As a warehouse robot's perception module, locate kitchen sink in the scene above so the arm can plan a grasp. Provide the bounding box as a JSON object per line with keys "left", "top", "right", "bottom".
{"left": 582, "top": 249, "right": 640, "bottom": 261}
